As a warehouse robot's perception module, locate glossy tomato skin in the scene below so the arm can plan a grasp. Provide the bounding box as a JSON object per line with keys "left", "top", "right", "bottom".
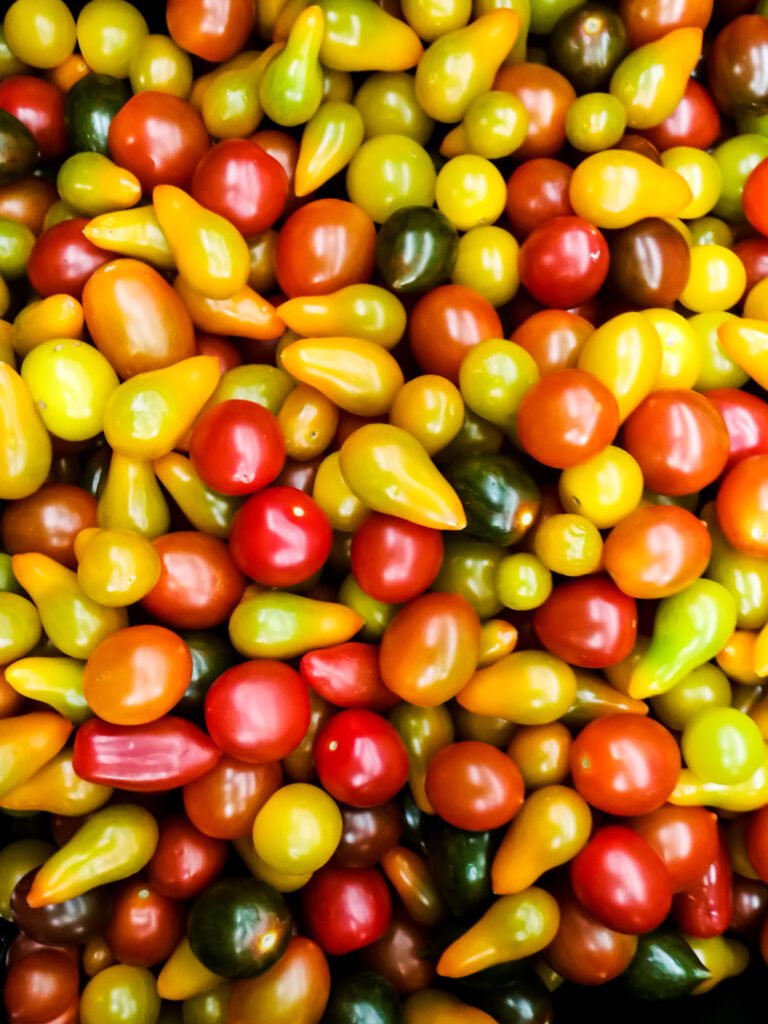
{"left": 570, "top": 825, "right": 673, "bottom": 934}
{"left": 3, "top": 950, "right": 79, "bottom": 1024}
{"left": 108, "top": 91, "right": 210, "bottom": 191}
{"left": 191, "top": 139, "right": 288, "bottom": 236}
{"left": 0, "top": 76, "right": 66, "bottom": 160}
{"left": 630, "top": 806, "right": 720, "bottom": 893}
{"left": 27, "top": 218, "right": 114, "bottom": 298}
{"left": 183, "top": 757, "right": 283, "bottom": 839}
{"left": 747, "top": 805, "right": 768, "bottom": 882}
{"left": 104, "top": 878, "right": 186, "bottom": 968}
{"left": 300, "top": 643, "right": 398, "bottom": 712}
{"left": 705, "top": 389, "right": 768, "bottom": 471}
{"left": 672, "top": 833, "right": 733, "bottom": 938}
{"left": 167, "top": 0, "right": 255, "bottom": 62}
{"left": 334, "top": 803, "right": 403, "bottom": 869}
{"left": 141, "top": 531, "right": 246, "bottom": 630}
{"left": 424, "top": 741, "right": 524, "bottom": 831}
{"left": 716, "top": 454, "right": 768, "bottom": 557}
{"left": 301, "top": 866, "right": 392, "bottom": 955}
{"left": 206, "top": 660, "right": 311, "bottom": 764}
{"left": 190, "top": 399, "right": 286, "bottom": 497}
{"left": 534, "top": 577, "right": 637, "bottom": 669}
{"left": 0, "top": 176, "right": 58, "bottom": 234}
{"left": 147, "top": 816, "right": 228, "bottom": 900}
{"left": 519, "top": 216, "right": 609, "bottom": 309}
{"left": 229, "top": 487, "right": 332, "bottom": 587}
{"left": 275, "top": 199, "right": 376, "bottom": 297}
{"left": 408, "top": 284, "right": 503, "bottom": 382}
{"left": 642, "top": 80, "right": 721, "bottom": 152}
{"left": 350, "top": 514, "right": 444, "bottom": 604}
{"left": 1, "top": 483, "right": 97, "bottom": 569}
{"left": 505, "top": 158, "right": 574, "bottom": 237}
{"left": 571, "top": 715, "right": 681, "bottom": 816}
{"left": 315, "top": 710, "right": 409, "bottom": 808}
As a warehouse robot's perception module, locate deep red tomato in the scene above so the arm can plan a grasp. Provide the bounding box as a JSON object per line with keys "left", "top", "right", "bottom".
{"left": 108, "top": 91, "right": 210, "bottom": 191}
{"left": 300, "top": 643, "right": 398, "bottom": 711}
{"left": 672, "top": 832, "right": 733, "bottom": 938}
{"left": 642, "top": 80, "right": 721, "bottom": 151}
{"left": 0, "top": 176, "right": 59, "bottom": 234}
{"left": 314, "top": 709, "right": 409, "bottom": 808}
{"left": 191, "top": 139, "right": 288, "bottom": 236}
{"left": 3, "top": 950, "right": 79, "bottom": 1024}
{"left": 183, "top": 757, "right": 283, "bottom": 839}
{"left": 189, "top": 399, "right": 286, "bottom": 497}
{"left": 229, "top": 486, "right": 332, "bottom": 587}
{"left": 424, "top": 741, "right": 524, "bottom": 831}
{"left": 104, "top": 879, "right": 186, "bottom": 968}
{"left": 141, "top": 531, "right": 246, "bottom": 630}
{"left": 147, "top": 816, "right": 228, "bottom": 900}
{"left": 360, "top": 914, "right": 436, "bottom": 995}
{"left": 731, "top": 876, "right": 768, "bottom": 937}
{"left": 275, "top": 198, "right": 376, "bottom": 297}
{"left": 0, "top": 76, "right": 66, "bottom": 159}
{"left": 166, "top": 0, "right": 255, "bottom": 62}
{"left": 333, "top": 802, "right": 403, "bottom": 869}
{"left": 494, "top": 63, "right": 575, "bottom": 159}
{"left": 26, "top": 219, "right": 114, "bottom": 298}
{"left": 251, "top": 129, "right": 300, "bottom": 211}
{"left": 747, "top": 804, "right": 768, "bottom": 881}
{"left": 734, "top": 236, "right": 768, "bottom": 293}
{"left": 744, "top": 158, "right": 768, "bottom": 237}
{"left": 534, "top": 577, "right": 637, "bottom": 669}
{"left": 196, "top": 334, "right": 243, "bottom": 373}
{"left": 408, "top": 284, "right": 503, "bottom": 383}
{"left": 504, "top": 158, "right": 574, "bottom": 237}
{"left": 622, "top": 390, "right": 730, "bottom": 496}
{"left": 519, "top": 216, "right": 609, "bottom": 309}
{"left": 516, "top": 369, "right": 619, "bottom": 469}
{"left": 716, "top": 453, "right": 768, "bottom": 557}
{"left": 1, "top": 483, "right": 97, "bottom": 569}
{"left": 350, "top": 514, "right": 444, "bottom": 604}
{"left": 630, "top": 805, "right": 720, "bottom": 893}
{"left": 205, "top": 660, "right": 311, "bottom": 764}
{"left": 301, "top": 866, "right": 392, "bottom": 955}
{"left": 706, "top": 388, "right": 768, "bottom": 473}
{"left": 510, "top": 309, "right": 594, "bottom": 375}
{"left": 570, "top": 825, "right": 673, "bottom": 934}
{"left": 571, "top": 715, "right": 681, "bottom": 816}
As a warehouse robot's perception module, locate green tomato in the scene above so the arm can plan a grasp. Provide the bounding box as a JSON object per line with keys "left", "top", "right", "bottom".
{"left": 0, "top": 216, "right": 34, "bottom": 279}
{"left": 353, "top": 71, "right": 434, "bottom": 144}
{"left": 689, "top": 311, "right": 748, "bottom": 391}
{"left": 496, "top": 553, "right": 552, "bottom": 611}
{"left": 565, "top": 92, "right": 626, "bottom": 153}
{"left": 339, "top": 574, "right": 396, "bottom": 639}
{"left": 652, "top": 663, "right": 732, "bottom": 732}
{"left": 713, "top": 133, "right": 768, "bottom": 221}
{"left": 682, "top": 707, "right": 765, "bottom": 785}
{"left": 79, "top": 965, "right": 161, "bottom": 1024}
{"left": 432, "top": 536, "right": 504, "bottom": 619}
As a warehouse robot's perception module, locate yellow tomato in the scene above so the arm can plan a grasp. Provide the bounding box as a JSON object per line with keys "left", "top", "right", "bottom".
{"left": 559, "top": 445, "right": 644, "bottom": 529}
{"left": 533, "top": 514, "right": 603, "bottom": 576}
{"left": 451, "top": 225, "right": 520, "bottom": 306}
{"left": 435, "top": 155, "right": 507, "bottom": 231}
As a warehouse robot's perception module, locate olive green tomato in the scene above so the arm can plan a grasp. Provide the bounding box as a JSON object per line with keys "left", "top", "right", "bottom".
{"left": 565, "top": 92, "right": 626, "bottom": 153}
{"left": 713, "top": 133, "right": 768, "bottom": 221}
{"left": 682, "top": 707, "right": 765, "bottom": 786}
{"left": 79, "top": 965, "right": 161, "bottom": 1024}
{"left": 432, "top": 536, "right": 504, "bottom": 619}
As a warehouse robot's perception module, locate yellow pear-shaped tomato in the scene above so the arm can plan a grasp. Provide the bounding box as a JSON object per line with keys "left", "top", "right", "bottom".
{"left": 577, "top": 312, "right": 661, "bottom": 420}
{"left": 312, "top": 451, "right": 369, "bottom": 531}
{"left": 278, "top": 285, "right": 406, "bottom": 350}
{"left": 229, "top": 592, "right": 363, "bottom": 659}
{"left": 0, "top": 711, "right": 72, "bottom": 800}
{"left": 153, "top": 452, "right": 241, "bottom": 539}
{"left": 295, "top": 101, "right": 364, "bottom": 196}
{"left": 0, "top": 364, "right": 52, "bottom": 499}
{"left": 83, "top": 207, "right": 175, "bottom": 270}
{"left": 389, "top": 375, "right": 464, "bottom": 455}
{"left": 0, "top": 749, "right": 112, "bottom": 816}
{"left": 233, "top": 837, "right": 313, "bottom": 893}
{"left": 4, "top": 657, "right": 89, "bottom": 722}
{"left": 174, "top": 276, "right": 285, "bottom": 340}
{"left": 670, "top": 747, "right": 768, "bottom": 813}
{"left": 154, "top": 185, "right": 250, "bottom": 300}
{"left": 643, "top": 308, "right": 701, "bottom": 390}
{"left": 259, "top": 6, "right": 324, "bottom": 127}
{"left": 0, "top": 594, "right": 42, "bottom": 666}
{"left": 12, "top": 294, "right": 85, "bottom": 359}
{"left": 717, "top": 318, "right": 768, "bottom": 390}
{"left": 610, "top": 28, "right": 703, "bottom": 130}
{"left": 76, "top": 527, "right": 161, "bottom": 606}
{"left": 56, "top": 153, "right": 142, "bottom": 217}
{"left": 280, "top": 336, "right": 404, "bottom": 416}
{"left": 340, "top": 423, "right": 466, "bottom": 530}
{"left": 459, "top": 338, "right": 539, "bottom": 437}
{"left": 404, "top": 990, "right": 497, "bottom": 1024}
{"left": 201, "top": 47, "right": 279, "bottom": 139}
{"left": 156, "top": 938, "right": 222, "bottom": 1001}
{"left": 320, "top": 0, "right": 424, "bottom": 71}
{"left": 98, "top": 453, "right": 171, "bottom": 538}
{"left": 457, "top": 650, "right": 577, "bottom": 724}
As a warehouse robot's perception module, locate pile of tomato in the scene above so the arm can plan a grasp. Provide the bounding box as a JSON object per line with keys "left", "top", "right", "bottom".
{"left": 7, "top": 0, "right": 768, "bottom": 1021}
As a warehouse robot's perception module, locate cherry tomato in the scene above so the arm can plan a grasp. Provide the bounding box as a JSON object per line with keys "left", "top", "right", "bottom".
{"left": 275, "top": 199, "right": 376, "bottom": 298}
{"left": 301, "top": 866, "right": 392, "bottom": 955}
{"left": 504, "top": 158, "right": 574, "bottom": 237}
{"left": 251, "top": 129, "right": 300, "bottom": 208}
{"left": 349, "top": 514, "right": 444, "bottom": 605}
{"left": 4, "top": 950, "right": 79, "bottom": 1024}
{"left": 229, "top": 486, "right": 332, "bottom": 587}
{"left": 166, "top": 0, "right": 255, "bottom": 62}
{"left": 631, "top": 805, "right": 720, "bottom": 893}
{"left": 571, "top": 715, "right": 682, "bottom": 816}
{"left": 108, "top": 90, "right": 210, "bottom": 191}
{"left": 517, "top": 369, "right": 620, "bottom": 469}
{"left": 642, "top": 79, "right": 721, "bottom": 152}
{"left": 191, "top": 139, "right": 288, "bottom": 237}
{"left": 424, "top": 740, "right": 524, "bottom": 831}
{"left": 734, "top": 236, "right": 768, "bottom": 294}
{"left": 300, "top": 642, "right": 398, "bottom": 712}
{"left": 334, "top": 803, "right": 403, "bottom": 869}
{"left": 716, "top": 454, "right": 768, "bottom": 557}
{"left": 104, "top": 878, "right": 186, "bottom": 968}
{"left": 494, "top": 63, "right": 576, "bottom": 159}
{"left": 0, "top": 76, "right": 66, "bottom": 160}
{"left": 183, "top": 756, "right": 283, "bottom": 839}
{"left": 315, "top": 709, "right": 409, "bottom": 808}
{"left": 206, "top": 660, "right": 311, "bottom": 764}
{"left": 147, "top": 815, "right": 227, "bottom": 899}
{"left": 190, "top": 399, "right": 286, "bottom": 497}
{"left": 519, "top": 216, "right": 609, "bottom": 309}
{"left": 408, "top": 284, "right": 503, "bottom": 383}
{"left": 570, "top": 825, "right": 673, "bottom": 934}
{"left": 622, "top": 390, "right": 729, "bottom": 496}
{"left": 0, "top": 176, "right": 59, "bottom": 235}
{"left": 705, "top": 388, "right": 768, "bottom": 472}
{"left": 26, "top": 218, "right": 114, "bottom": 299}
{"left": 672, "top": 832, "right": 733, "bottom": 938}
{"left": 544, "top": 884, "right": 637, "bottom": 986}
{"left": 510, "top": 309, "right": 593, "bottom": 376}
{"left": 744, "top": 158, "right": 768, "bottom": 236}
{"left": 141, "top": 531, "right": 246, "bottom": 630}
{"left": 534, "top": 577, "right": 637, "bottom": 669}
{"left": 1, "top": 483, "right": 96, "bottom": 569}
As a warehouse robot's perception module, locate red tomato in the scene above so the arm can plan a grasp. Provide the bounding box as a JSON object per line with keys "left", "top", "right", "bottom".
{"left": 190, "top": 399, "right": 286, "bottom": 497}
{"left": 747, "top": 804, "right": 768, "bottom": 881}
{"left": 642, "top": 80, "right": 721, "bottom": 152}
{"left": 108, "top": 92, "right": 210, "bottom": 191}
{"left": 251, "top": 129, "right": 300, "bottom": 211}
{"left": 141, "top": 531, "right": 246, "bottom": 630}
{"left": 1, "top": 483, "right": 97, "bottom": 569}
{"left": 183, "top": 757, "right": 283, "bottom": 839}
{"left": 534, "top": 577, "right": 637, "bottom": 669}
{"left": 716, "top": 453, "right": 768, "bottom": 557}
{"left": 603, "top": 505, "right": 712, "bottom": 599}
{"left": 734, "top": 236, "right": 768, "bottom": 293}
{"left": 571, "top": 715, "right": 681, "bottom": 816}
{"left": 300, "top": 643, "right": 398, "bottom": 711}
{"left": 516, "top": 369, "right": 619, "bottom": 469}
{"left": 4, "top": 950, "right": 79, "bottom": 1024}
{"left": 26, "top": 219, "right": 114, "bottom": 298}
{"left": 191, "top": 139, "right": 288, "bottom": 236}
{"left": 731, "top": 876, "right": 768, "bottom": 937}
{"left": 166, "top": 0, "right": 255, "bottom": 62}
{"left": 275, "top": 198, "right": 376, "bottom": 297}
{"left": 350, "top": 514, "right": 444, "bottom": 604}
{"left": 494, "top": 63, "right": 575, "bottom": 159}
{"left": 0, "top": 77, "right": 66, "bottom": 160}
{"left": 570, "top": 825, "right": 673, "bottom": 934}
{"left": 408, "top": 284, "right": 503, "bottom": 383}
{"left": 196, "top": 334, "right": 243, "bottom": 373}
{"left": 706, "top": 388, "right": 768, "bottom": 471}
{"left": 334, "top": 803, "right": 403, "bottom": 869}
{"left": 301, "top": 866, "right": 392, "bottom": 955}
{"left": 504, "top": 158, "right": 574, "bottom": 237}
{"left": 104, "top": 879, "right": 186, "bottom": 968}
{"left": 622, "top": 390, "right": 729, "bottom": 496}
{"left": 510, "top": 309, "right": 594, "bottom": 375}
{"left": 744, "top": 158, "right": 768, "bottom": 237}
{"left": 314, "top": 709, "right": 409, "bottom": 808}
{"left": 519, "top": 216, "right": 609, "bottom": 309}
{"left": 147, "top": 816, "right": 228, "bottom": 900}
{"left": 672, "top": 833, "right": 733, "bottom": 938}
{"left": 424, "top": 741, "right": 524, "bottom": 831}
{"left": 229, "top": 486, "right": 332, "bottom": 587}
{"left": 631, "top": 806, "right": 720, "bottom": 893}
{"left": 205, "top": 660, "right": 311, "bottom": 764}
